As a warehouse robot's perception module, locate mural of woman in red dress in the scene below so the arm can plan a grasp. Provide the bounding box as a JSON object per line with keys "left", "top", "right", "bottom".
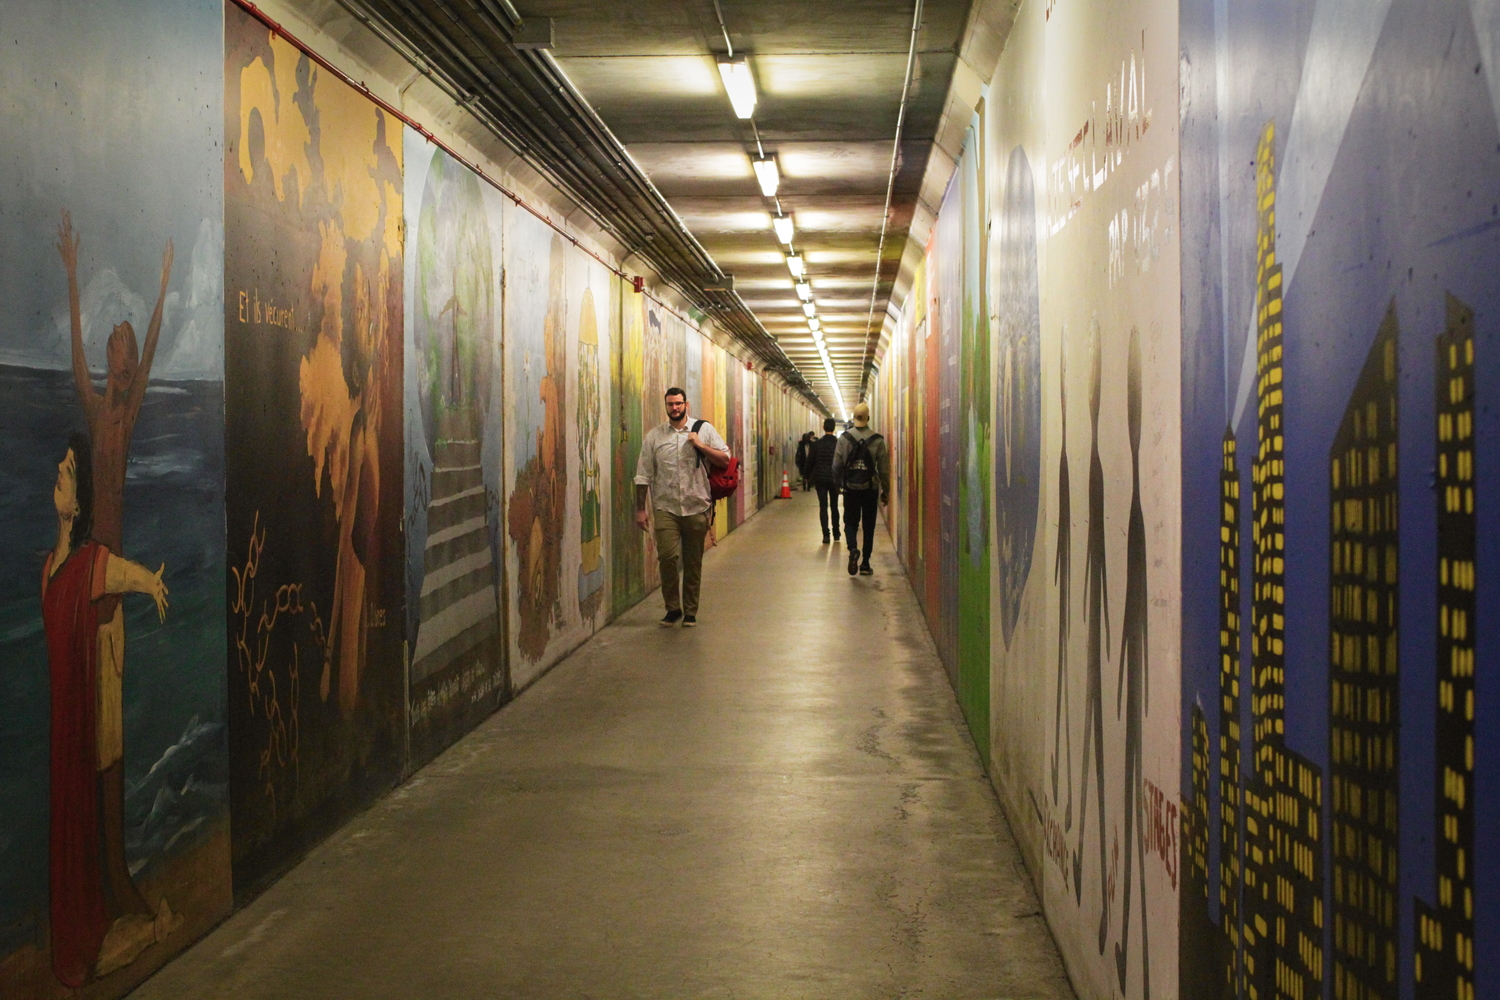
{"left": 42, "top": 432, "right": 175, "bottom": 987}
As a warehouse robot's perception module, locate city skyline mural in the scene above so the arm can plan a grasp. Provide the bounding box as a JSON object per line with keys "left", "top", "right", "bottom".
{"left": 1178, "top": 0, "right": 1500, "bottom": 997}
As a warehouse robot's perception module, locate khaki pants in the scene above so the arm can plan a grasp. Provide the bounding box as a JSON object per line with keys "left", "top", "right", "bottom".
{"left": 654, "top": 508, "right": 710, "bottom": 615}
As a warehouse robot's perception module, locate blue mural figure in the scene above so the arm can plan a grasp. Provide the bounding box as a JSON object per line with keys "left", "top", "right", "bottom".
{"left": 995, "top": 144, "right": 1043, "bottom": 648}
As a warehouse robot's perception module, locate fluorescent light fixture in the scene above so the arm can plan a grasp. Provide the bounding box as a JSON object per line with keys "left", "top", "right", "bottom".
{"left": 802, "top": 301, "right": 816, "bottom": 318}
{"left": 795, "top": 282, "right": 812, "bottom": 301}
{"left": 752, "top": 155, "right": 779, "bottom": 197}
{"left": 808, "top": 317, "right": 821, "bottom": 332}
{"left": 717, "top": 57, "right": 757, "bottom": 119}
{"left": 785, "top": 254, "right": 804, "bottom": 278}
{"left": 772, "top": 214, "right": 795, "bottom": 244}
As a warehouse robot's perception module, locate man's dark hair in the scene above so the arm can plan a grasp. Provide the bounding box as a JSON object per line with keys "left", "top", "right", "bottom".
{"left": 664, "top": 387, "right": 686, "bottom": 400}
{"left": 823, "top": 417, "right": 836, "bottom": 433}
{"left": 68, "top": 430, "right": 93, "bottom": 549}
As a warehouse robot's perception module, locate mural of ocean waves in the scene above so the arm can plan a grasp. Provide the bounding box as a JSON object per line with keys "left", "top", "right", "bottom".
{"left": 0, "top": 365, "right": 227, "bottom": 957}
{"left": 125, "top": 716, "right": 228, "bottom": 876}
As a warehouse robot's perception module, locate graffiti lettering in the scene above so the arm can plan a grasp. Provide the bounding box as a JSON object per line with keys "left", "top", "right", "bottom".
{"left": 1033, "top": 788, "right": 1074, "bottom": 892}
{"left": 230, "top": 512, "right": 327, "bottom": 823}
{"left": 1108, "top": 157, "right": 1177, "bottom": 289}
{"left": 1047, "top": 43, "right": 1154, "bottom": 236}
{"left": 1142, "top": 777, "right": 1179, "bottom": 889}
{"left": 411, "top": 659, "right": 503, "bottom": 728}
{"left": 236, "top": 287, "right": 297, "bottom": 331}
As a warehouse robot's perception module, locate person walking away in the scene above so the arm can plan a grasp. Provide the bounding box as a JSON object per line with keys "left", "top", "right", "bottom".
{"left": 634, "top": 387, "right": 731, "bottom": 626}
{"left": 832, "top": 402, "right": 889, "bottom": 576}
{"left": 795, "top": 431, "right": 814, "bottom": 491}
{"left": 807, "top": 418, "right": 842, "bottom": 544}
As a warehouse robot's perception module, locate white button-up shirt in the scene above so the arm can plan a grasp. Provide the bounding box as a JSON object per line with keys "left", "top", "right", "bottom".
{"left": 634, "top": 417, "right": 730, "bottom": 517}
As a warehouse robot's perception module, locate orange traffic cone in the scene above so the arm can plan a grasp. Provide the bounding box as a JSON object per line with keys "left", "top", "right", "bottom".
{"left": 779, "top": 471, "right": 792, "bottom": 499}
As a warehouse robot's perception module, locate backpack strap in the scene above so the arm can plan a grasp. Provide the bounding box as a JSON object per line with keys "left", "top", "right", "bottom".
{"left": 691, "top": 420, "right": 719, "bottom": 520}
{"left": 690, "top": 419, "right": 708, "bottom": 472}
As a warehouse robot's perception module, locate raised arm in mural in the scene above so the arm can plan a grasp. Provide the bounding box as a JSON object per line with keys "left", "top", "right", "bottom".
{"left": 55, "top": 210, "right": 176, "bottom": 939}
{"left": 58, "top": 211, "right": 174, "bottom": 448}
{"left": 1114, "top": 327, "right": 1150, "bottom": 997}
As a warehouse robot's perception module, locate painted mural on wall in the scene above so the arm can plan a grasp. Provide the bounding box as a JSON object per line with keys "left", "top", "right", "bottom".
{"left": 610, "top": 279, "right": 647, "bottom": 614}
{"left": 957, "top": 119, "right": 992, "bottom": 760}
{"left": 403, "top": 134, "right": 506, "bottom": 765}
{"left": 0, "top": 1, "right": 230, "bottom": 994}
{"left": 0, "top": 4, "right": 810, "bottom": 994}
{"left": 928, "top": 174, "right": 963, "bottom": 685}
{"left": 568, "top": 253, "right": 613, "bottom": 630}
{"left": 1177, "top": 2, "right": 1500, "bottom": 998}
{"left": 224, "top": 4, "right": 406, "bottom": 895}
{"left": 501, "top": 213, "right": 617, "bottom": 686}
{"left": 868, "top": 2, "right": 1183, "bottom": 996}
{"left": 992, "top": 143, "right": 1043, "bottom": 652}
{"left": 503, "top": 208, "right": 568, "bottom": 684}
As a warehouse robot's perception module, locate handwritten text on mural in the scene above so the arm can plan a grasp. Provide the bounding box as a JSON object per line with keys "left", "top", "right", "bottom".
{"left": 1047, "top": 42, "right": 1153, "bottom": 237}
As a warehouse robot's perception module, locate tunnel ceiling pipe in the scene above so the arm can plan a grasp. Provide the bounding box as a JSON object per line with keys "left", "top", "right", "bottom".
{"left": 332, "top": 0, "right": 822, "bottom": 411}
{"left": 859, "top": 0, "right": 924, "bottom": 397}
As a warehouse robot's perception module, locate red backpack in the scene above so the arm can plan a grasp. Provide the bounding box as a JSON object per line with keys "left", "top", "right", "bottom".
{"left": 693, "top": 420, "right": 740, "bottom": 501}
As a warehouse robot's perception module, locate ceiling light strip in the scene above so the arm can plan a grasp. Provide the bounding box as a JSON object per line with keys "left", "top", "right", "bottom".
{"left": 709, "top": 0, "right": 835, "bottom": 416}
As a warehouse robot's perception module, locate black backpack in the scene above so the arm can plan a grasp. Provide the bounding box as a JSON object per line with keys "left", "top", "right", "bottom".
{"left": 841, "top": 431, "right": 882, "bottom": 491}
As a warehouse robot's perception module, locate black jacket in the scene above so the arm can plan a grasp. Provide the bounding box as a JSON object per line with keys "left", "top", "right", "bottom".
{"left": 808, "top": 433, "right": 839, "bottom": 486}
{"left": 795, "top": 437, "right": 812, "bottom": 475}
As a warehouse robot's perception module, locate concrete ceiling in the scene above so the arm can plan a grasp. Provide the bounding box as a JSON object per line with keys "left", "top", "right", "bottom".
{"left": 528, "top": 0, "right": 973, "bottom": 413}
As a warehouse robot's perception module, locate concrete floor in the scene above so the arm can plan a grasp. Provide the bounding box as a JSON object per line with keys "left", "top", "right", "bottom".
{"left": 131, "top": 493, "right": 1075, "bottom": 1000}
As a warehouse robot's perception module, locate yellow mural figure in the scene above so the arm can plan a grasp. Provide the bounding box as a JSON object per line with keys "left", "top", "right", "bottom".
{"left": 300, "top": 230, "right": 390, "bottom": 715}
{"left": 508, "top": 234, "right": 568, "bottom": 661}
{"left": 576, "top": 286, "right": 604, "bottom": 619}
{"left": 611, "top": 280, "right": 646, "bottom": 610}
{"left": 235, "top": 31, "right": 403, "bottom": 717}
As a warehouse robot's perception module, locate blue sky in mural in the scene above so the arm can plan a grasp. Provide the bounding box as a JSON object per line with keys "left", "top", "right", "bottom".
{"left": 0, "top": 0, "right": 223, "bottom": 379}
{"left": 1181, "top": 0, "right": 1500, "bottom": 993}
